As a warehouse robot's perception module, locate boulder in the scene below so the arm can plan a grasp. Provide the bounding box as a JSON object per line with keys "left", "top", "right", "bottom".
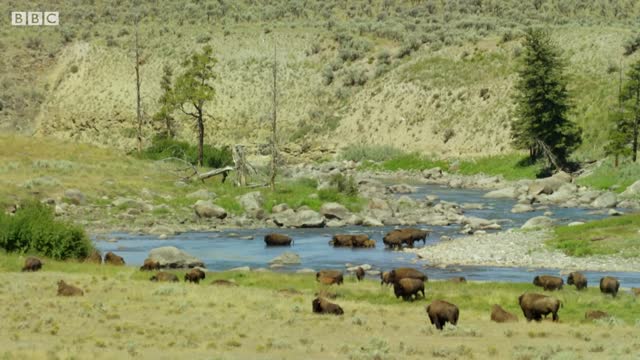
{"left": 484, "top": 187, "right": 518, "bottom": 199}
{"left": 386, "top": 183, "right": 416, "bottom": 194}
{"left": 63, "top": 189, "right": 85, "bottom": 205}
{"left": 238, "top": 191, "right": 263, "bottom": 211}
{"left": 617, "top": 200, "right": 640, "bottom": 209}
{"left": 620, "top": 180, "right": 640, "bottom": 198}
{"left": 422, "top": 167, "right": 443, "bottom": 179}
{"left": 592, "top": 192, "right": 617, "bottom": 208}
{"left": 273, "top": 209, "right": 325, "bottom": 228}
{"left": 521, "top": 216, "right": 554, "bottom": 230}
{"left": 395, "top": 195, "right": 417, "bottom": 211}
{"left": 578, "top": 190, "right": 600, "bottom": 204}
{"left": 148, "top": 246, "right": 205, "bottom": 268}
{"left": 320, "top": 202, "right": 351, "bottom": 220}
{"left": 269, "top": 252, "right": 301, "bottom": 265}
{"left": 511, "top": 204, "right": 535, "bottom": 213}
{"left": 461, "top": 216, "right": 501, "bottom": 230}
{"left": 187, "top": 189, "right": 216, "bottom": 200}
{"left": 368, "top": 198, "right": 390, "bottom": 211}
{"left": 345, "top": 214, "right": 363, "bottom": 226}
{"left": 326, "top": 219, "right": 346, "bottom": 228}
{"left": 362, "top": 216, "right": 383, "bottom": 227}
{"left": 194, "top": 200, "right": 227, "bottom": 219}
{"left": 608, "top": 209, "right": 623, "bottom": 216}
{"left": 568, "top": 221, "right": 585, "bottom": 227}
{"left": 271, "top": 203, "right": 290, "bottom": 213}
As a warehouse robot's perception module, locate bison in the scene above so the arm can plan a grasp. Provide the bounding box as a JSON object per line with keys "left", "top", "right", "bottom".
{"left": 150, "top": 272, "right": 179, "bottom": 282}
{"left": 533, "top": 275, "right": 564, "bottom": 291}
{"left": 184, "top": 268, "right": 206, "bottom": 284}
{"left": 426, "top": 300, "right": 459, "bottom": 330}
{"left": 585, "top": 310, "right": 610, "bottom": 321}
{"left": 518, "top": 292, "right": 562, "bottom": 322}
{"left": 631, "top": 288, "right": 640, "bottom": 297}
{"left": 22, "top": 257, "right": 42, "bottom": 272}
{"left": 599, "top": 276, "right": 620, "bottom": 297}
{"left": 383, "top": 228, "right": 429, "bottom": 249}
{"left": 312, "top": 297, "right": 344, "bottom": 315}
{"left": 382, "top": 232, "right": 405, "bottom": 249}
{"left": 264, "top": 233, "right": 293, "bottom": 246}
{"left": 330, "top": 234, "right": 354, "bottom": 247}
{"left": 448, "top": 276, "right": 467, "bottom": 283}
{"left": 352, "top": 235, "right": 375, "bottom": 248}
{"left": 490, "top": 304, "right": 517, "bottom": 323}
{"left": 316, "top": 270, "right": 344, "bottom": 285}
{"left": 393, "top": 278, "right": 425, "bottom": 301}
{"left": 355, "top": 267, "right": 365, "bottom": 281}
{"left": 104, "top": 251, "right": 125, "bottom": 266}
{"left": 386, "top": 268, "right": 427, "bottom": 284}
{"left": 211, "top": 279, "right": 238, "bottom": 286}
{"left": 84, "top": 250, "right": 102, "bottom": 264}
{"left": 140, "top": 258, "right": 160, "bottom": 271}
{"left": 567, "top": 272, "right": 587, "bottom": 290}
{"left": 380, "top": 271, "right": 392, "bottom": 286}
{"left": 57, "top": 280, "right": 84, "bottom": 296}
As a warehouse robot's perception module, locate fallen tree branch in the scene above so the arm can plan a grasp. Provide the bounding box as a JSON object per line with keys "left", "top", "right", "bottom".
{"left": 197, "top": 166, "right": 235, "bottom": 182}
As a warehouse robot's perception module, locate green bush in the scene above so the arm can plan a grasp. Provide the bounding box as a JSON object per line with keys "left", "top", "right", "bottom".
{"left": 0, "top": 202, "right": 93, "bottom": 260}
{"left": 329, "top": 173, "right": 358, "bottom": 196}
{"left": 140, "top": 135, "right": 232, "bottom": 168}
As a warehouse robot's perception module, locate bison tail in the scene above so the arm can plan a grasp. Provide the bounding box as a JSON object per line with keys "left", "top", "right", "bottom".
{"left": 559, "top": 300, "right": 563, "bottom": 308}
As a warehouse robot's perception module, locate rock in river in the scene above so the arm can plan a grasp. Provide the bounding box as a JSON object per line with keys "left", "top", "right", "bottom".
{"left": 148, "top": 246, "right": 205, "bottom": 268}
{"left": 269, "top": 252, "right": 301, "bottom": 265}
{"left": 273, "top": 209, "right": 325, "bottom": 228}
{"left": 521, "top": 216, "right": 554, "bottom": 230}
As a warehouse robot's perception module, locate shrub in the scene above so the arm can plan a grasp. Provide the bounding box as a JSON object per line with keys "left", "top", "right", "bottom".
{"left": 196, "top": 34, "right": 211, "bottom": 43}
{"left": 322, "top": 65, "right": 334, "bottom": 85}
{"left": 329, "top": 173, "right": 358, "bottom": 196}
{"left": 623, "top": 33, "right": 640, "bottom": 56}
{"left": 140, "top": 135, "right": 232, "bottom": 168}
{"left": 343, "top": 68, "right": 368, "bottom": 86}
{"left": 70, "top": 65, "right": 79, "bottom": 73}
{"left": 340, "top": 144, "right": 404, "bottom": 162}
{"left": 0, "top": 202, "right": 93, "bottom": 260}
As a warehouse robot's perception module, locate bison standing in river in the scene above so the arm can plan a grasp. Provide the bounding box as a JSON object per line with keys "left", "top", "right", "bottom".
{"left": 264, "top": 233, "right": 293, "bottom": 246}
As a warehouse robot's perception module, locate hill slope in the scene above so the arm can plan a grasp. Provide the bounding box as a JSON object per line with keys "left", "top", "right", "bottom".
{"left": 1, "top": 0, "right": 639, "bottom": 159}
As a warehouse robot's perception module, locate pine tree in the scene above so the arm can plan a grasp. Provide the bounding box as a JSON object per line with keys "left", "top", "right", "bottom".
{"left": 512, "top": 28, "right": 582, "bottom": 169}
{"left": 621, "top": 58, "right": 640, "bottom": 162}
{"left": 152, "top": 64, "right": 176, "bottom": 138}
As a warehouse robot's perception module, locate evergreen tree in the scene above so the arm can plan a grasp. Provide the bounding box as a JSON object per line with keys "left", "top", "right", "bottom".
{"left": 152, "top": 64, "right": 176, "bottom": 138}
{"left": 173, "top": 46, "right": 217, "bottom": 166}
{"left": 621, "top": 58, "right": 640, "bottom": 162}
{"left": 512, "top": 28, "right": 582, "bottom": 169}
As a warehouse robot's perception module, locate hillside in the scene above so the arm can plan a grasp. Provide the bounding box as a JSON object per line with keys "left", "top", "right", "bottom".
{"left": 1, "top": 0, "right": 640, "bottom": 160}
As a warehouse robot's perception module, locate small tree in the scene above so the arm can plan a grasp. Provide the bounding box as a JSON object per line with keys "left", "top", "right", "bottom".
{"left": 153, "top": 64, "right": 176, "bottom": 138}
{"left": 511, "top": 28, "right": 582, "bottom": 169}
{"left": 621, "top": 58, "right": 640, "bottom": 162}
{"left": 173, "top": 45, "right": 217, "bottom": 166}
{"left": 134, "top": 17, "right": 144, "bottom": 153}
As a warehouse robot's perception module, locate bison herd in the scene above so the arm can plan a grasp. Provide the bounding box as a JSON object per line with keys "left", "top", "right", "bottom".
{"left": 264, "top": 228, "right": 430, "bottom": 250}
{"left": 18, "top": 250, "right": 632, "bottom": 330}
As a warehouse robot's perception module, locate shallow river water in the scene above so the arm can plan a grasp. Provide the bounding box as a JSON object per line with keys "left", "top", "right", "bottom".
{"left": 94, "top": 184, "right": 640, "bottom": 287}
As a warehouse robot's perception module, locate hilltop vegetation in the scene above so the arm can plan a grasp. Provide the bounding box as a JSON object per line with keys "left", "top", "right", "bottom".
{"left": 1, "top": 0, "right": 640, "bottom": 161}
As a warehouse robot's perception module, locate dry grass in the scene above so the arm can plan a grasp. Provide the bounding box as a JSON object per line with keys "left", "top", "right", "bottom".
{"left": 1, "top": 254, "right": 640, "bottom": 359}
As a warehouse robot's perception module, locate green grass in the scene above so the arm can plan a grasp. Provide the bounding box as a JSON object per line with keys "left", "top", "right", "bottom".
{"left": 2, "top": 251, "right": 640, "bottom": 324}
{"left": 547, "top": 214, "right": 640, "bottom": 257}
{"left": 457, "top": 153, "right": 543, "bottom": 180}
{"left": 360, "top": 153, "right": 450, "bottom": 172}
{"left": 576, "top": 158, "right": 640, "bottom": 193}
{"left": 340, "top": 144, "right": 404, "bottom": 162}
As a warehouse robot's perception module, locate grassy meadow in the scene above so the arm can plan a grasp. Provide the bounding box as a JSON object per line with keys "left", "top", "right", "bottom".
{"left": 1, "top": 252, "right": 640, "bottom": 359}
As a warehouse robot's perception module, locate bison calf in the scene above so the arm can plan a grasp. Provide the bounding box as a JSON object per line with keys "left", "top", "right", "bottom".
{"left": 57, "top": 280, "right": 84, "bottom": 296}
{"left": 600, "top": 276, "right": 620, "bottom": 297}
{"left": 567, "top": 272, "right": 587, "bottom": 290}
{"left": 490, "top": 304, "right": 517, "bottom": 323}
{"left": 316, "top": 270, "right": 343, "bottom": 285}
{"left": 585, "top": 310, "right": 610, "bottom": 321}
{"left": 84, "top": 250, "right": 102, "bottom": 264}
{"left": 264, "top": 233, "right": 293, "bottom": 246}
{"left": 104, "top": 251, "right": 125, "bottom": 266}
{"left": 185, "top": 268, "right": 206, "bottom": 284}
{"left": 150, "top": 272, "right": 179, "bottom": 282}
{"left": 393, "top": 278, "right": 425, "bottom": 301}
{"left": 518, "top": 292, "right": 562, "bottom": 322}
{"left": 22, "top": 257, "right": 42, "bottom": 272}
{"left": 448, "top": 276, "right": 466, "bottom": 283}
{"left": 312, "top": 297, "right": 344, "bottom": 315}
{"left": 355, "top": 267, "right": 365, "bottom": 281}
{"left": 426, "top": 300, "right": 459, "bottom": 330}
{"left": 533, "top": 275, "right": 564, "bottom": 291}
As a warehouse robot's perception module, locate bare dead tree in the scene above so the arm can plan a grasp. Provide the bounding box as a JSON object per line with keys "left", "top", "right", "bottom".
{"left": 270, "top": 38, "right": 278, "bottom": 191}
{"left": 134, "top": 16, "right": 144, "bottom": 153}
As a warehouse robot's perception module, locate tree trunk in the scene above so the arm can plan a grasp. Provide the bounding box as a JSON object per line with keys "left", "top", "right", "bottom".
{"left": 135, "top": 21, "right": 143, "bottom": 153}
{"left": 197, "top": 105, "right": 204, "bottom": 166}
{"left": 270, "top": 40, "right": 278, "bottom": 191}
{"left": 233, "top": 145, "right": 247, "bottom": 186}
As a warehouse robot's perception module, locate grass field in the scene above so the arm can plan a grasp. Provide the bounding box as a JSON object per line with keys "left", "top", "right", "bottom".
{"left": 547, "top": 214, "right": 640, "bottom": 258}
{"left": 1, "top": 252, "right": 640, "bottom": 359}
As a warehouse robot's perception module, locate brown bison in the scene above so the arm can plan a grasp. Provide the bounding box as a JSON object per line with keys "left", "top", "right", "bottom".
{"left": 448, "top": 276, "right": 467, "bottom": 283}
{"left": 567, "top": 272, "right": 587, "bottom": 290}
{"left": 631, "top": 288, "right": 640, "bottom": 297}
{"left": 355, "top": 267, "right": 365, "bottom": 281}
{"left": 490, "top": 304, "right": 517, "bottom": 323}
{"left": 393, "top": 278, "right": 425, "bottom": 301}
{"left": 264, "top": 233, "right": 293, "bottom": 246}
{"left": 140, "top": 258, "right": 160, "bottom": 271}
{"left": 104, "top": 251, "right": 125, "bottom": 266}
{"left": 316, "top": 270, "right": 344, "bottom": 285}
{"left": 329, "top": 234, "right": 375, "bottom": 248}
{"left": 22, "top": 257, "right": 42, "bottom": 272}
{"left": 599, "top": 276, "right": 620, "bottom": 297}
{"left": 383, "top": 228, "right": 429, "bottom": 248}
{"left": 585, "top": 310, "right": 610, "bottom": 320}
{"left": 382, "top": 232, "right": 404, "bottom": 249}
{"left": 330, "top": 234, "right": 354, "bottom": 247}
{"left": 312, "top": 297, "right": 344, "bottom": 315}
{"left": 380, "top": 271, "right": 392, "bottom": 286}
{"left": 184, "top": 268, "right": 206, "bottom": 284}
{"left": 57, "top": 280, "right": 84, "bottom": 296}
{"left": 533, "top": 275, "right": 564, "bottom": 291}
{"left": 84, "top": 250, "right": 102, "bottom": 264}
{"left": 518, "top": 293, "right": 562, "bottom": 322}
{"left": 386, "top": 268, "right": 427, "bottom": 284}
{"left": 211, "top": 279, "right": 238, "bottom": 286}
{"left": 150, "top": 272, "right": 179, "bottom": 282}
{"left": 426, "top": 300, "right": 459, "bottom": 330}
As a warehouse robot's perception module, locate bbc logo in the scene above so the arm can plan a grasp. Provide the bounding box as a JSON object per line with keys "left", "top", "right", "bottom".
{"left": 11, "top": 12, "right": 59, "bottom": 26}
